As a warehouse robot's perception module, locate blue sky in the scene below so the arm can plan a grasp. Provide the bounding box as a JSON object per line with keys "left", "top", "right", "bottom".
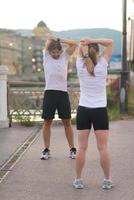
{"left": 0, "top": 0, "right": 134, "bottom": 31}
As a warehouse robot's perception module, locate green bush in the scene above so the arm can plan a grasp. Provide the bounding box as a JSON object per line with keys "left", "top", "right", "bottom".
{"left": 107, "top": 85, "right": 119, "bottom": 109}
{"left": 71, "top": 116, "right": 76, "bottom": 124}
{"left": 14, "top": 112, "right": 35, "bottom": 127}
{"left": 108, "top": 105, "right": 120, "bottom": 121}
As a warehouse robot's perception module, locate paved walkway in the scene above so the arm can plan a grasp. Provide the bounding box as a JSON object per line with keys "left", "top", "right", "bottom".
{"left": 0, "top": 120, "right": 134, "bottom": 200}
{"left": 0, "top": 124, "right": 39, "bottom": 168}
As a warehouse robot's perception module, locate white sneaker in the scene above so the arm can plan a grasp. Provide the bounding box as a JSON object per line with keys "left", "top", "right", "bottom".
{"left": 73, "top": 178, "right": 84, "bottom": 189}
{"left": 69, "top": 148, "right": 76, "bottom": 159}
{"left": 40, "top": 148, "right": 50, "bottom": 160}
{"left": 102, "top": 179, "right": 114, "bottom": 190}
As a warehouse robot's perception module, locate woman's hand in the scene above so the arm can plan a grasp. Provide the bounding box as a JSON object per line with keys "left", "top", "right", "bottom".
{"left": 80, "top": 38, "right": 92, "bottom": 45}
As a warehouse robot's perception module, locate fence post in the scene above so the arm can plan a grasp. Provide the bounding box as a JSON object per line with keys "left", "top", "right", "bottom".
{"left": 0, "top": 65, "right": 9, "bottom": 128}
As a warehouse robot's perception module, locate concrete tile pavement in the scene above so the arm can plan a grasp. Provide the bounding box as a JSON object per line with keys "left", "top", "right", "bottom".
{"left": 0, "top": 120, "right": 134, "bottom": 200}
{"left": 0, "top": 123, "right": 40, "bottom": 168}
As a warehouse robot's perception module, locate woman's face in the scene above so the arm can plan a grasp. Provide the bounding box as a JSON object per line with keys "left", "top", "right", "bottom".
{"left": 50, "top": 49, "right": 61, "bottom": 59}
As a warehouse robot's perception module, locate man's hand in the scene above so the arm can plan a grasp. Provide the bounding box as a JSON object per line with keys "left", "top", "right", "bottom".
{"left": 47, "top": 35, "right": 57, "bottom": 41}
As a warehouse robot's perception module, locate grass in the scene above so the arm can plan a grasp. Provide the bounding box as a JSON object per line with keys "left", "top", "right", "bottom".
{"left": 128, "top": 85, "right": 134, "bottom": 115}
{"left": 14, "top": 112, "right": 36, "bottom": 127}
{"left": 71, "top": 85, "right": 134, "bottom": 123}
{"left": 108, "top": 105, "right": 120, "bottom": 121}
{"left": 107, "top": 83, "right": 134, "bottom": 121}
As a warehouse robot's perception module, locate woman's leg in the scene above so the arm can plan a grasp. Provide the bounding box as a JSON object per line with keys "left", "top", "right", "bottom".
{"left": 95, "top": 130, "right": 111, "bottom": 179}
{"left": 75, "top": 130, "right": 90, "bottom": 178}
{"left": 42, "top": 119, "right": 53, "bottom": 149}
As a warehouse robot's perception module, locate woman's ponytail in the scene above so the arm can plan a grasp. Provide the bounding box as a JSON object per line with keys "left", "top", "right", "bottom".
{"left": 84, "top": 43, "right": 99, "bottom": 76}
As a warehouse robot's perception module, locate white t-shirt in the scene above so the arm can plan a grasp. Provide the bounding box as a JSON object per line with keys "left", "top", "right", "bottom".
{"left": 76, "top": 56, "right": 108, "bottom": 108}
{"left": 43, "top": 50, "right": 69, "bottom": 91}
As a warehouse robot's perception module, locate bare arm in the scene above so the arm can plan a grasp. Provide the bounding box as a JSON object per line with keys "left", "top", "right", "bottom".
{"left": 77, "top": 44, "right": 88, "bottom": 58}
{"left": 44, "top": 35, "right": 57, "bottom": 50}
{"left": 80, "top": 38, "right": 113, "bottom": 62}
{"left": 60, "top": 39, "right": 77, "bottom": 56}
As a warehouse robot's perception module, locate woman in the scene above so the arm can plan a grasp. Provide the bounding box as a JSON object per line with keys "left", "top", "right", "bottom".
{"left": 73, "top": 38, "right": 114, "bottom": 189}
{"left": 41, "top": 35, "right": 77, "bottom": 160}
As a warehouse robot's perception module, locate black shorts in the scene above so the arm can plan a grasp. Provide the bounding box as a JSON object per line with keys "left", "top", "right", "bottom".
{"left": 42, "top": 90, "right": 71, "bottom": 120}
{"left": 76, "top": 106, "right": 109, "bottom": 130}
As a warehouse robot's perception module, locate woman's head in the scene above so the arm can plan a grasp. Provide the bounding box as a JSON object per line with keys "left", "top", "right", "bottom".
{"left": 88, "top": 43, "right": 99, "bottom": 65}
{"left": 48, "top": 41, "right": 62, "bottom": 59}
{"left": 84, "top": 43, "right": 99, "bottom": 76}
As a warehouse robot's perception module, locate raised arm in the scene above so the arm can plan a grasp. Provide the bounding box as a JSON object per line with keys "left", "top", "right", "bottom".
{"left": 60, "top": 39, "right": 77, "bottom": 56}
{"left": 44, "top": 35, "right": 57, "bottom": 50}
{"left": 77, "top": 43, "right": 88, "bottom": 58}
{"left": 45, "top": 35, "right": 77, "bottom": 55}
{"left": 80, "top": 38, "right": 113, "bottom": 62}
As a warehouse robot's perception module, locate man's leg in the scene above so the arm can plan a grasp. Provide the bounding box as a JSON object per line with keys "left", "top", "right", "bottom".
{"left": 62, "top": 119, "right": 74, "bottom": 148}
{"left": 42, "top": 119, "right": 53, "bottom": 149}
{"left": 62, "top": 119, "right": 77, "bottom": 158}
{"left": 40, "top": 119, "right": 53, "bottom": 160}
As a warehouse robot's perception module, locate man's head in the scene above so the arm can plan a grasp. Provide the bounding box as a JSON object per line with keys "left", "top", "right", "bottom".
{"left": 48, "top": 41, "right": 62, "bottom": 59}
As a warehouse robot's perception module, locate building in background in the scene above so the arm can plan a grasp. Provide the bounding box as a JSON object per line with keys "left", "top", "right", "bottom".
{"left": 32, "top": 21, "right": 49, "bottom": 73}
{"left": 0, "top": 21, "right": 49, "bottom": 78}
{"left": 0, "top": 29, "right": 22, "bottom": 75}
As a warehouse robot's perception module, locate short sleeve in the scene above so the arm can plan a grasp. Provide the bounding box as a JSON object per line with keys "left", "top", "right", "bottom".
{"left": 61, "top": 51, "right": 70, "bottom": 61}
{"left": 99, "top": 56, "right": 108, "bottom": 68}
{"left": 43, "top": 49, "right": 50, "bottom": 66}
{"left": 43, "top": 49, "right": 50, "bottom": 57}
{"left": 76, "top": 57, "right": 85, "bottom": 71}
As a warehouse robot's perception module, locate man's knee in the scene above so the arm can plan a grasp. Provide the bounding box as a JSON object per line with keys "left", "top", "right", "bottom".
{"left": 62, "top": 119, "right": 71, "bottom": 128}
{"left": 44, "top": 120, "right": 53, "bottom": 127}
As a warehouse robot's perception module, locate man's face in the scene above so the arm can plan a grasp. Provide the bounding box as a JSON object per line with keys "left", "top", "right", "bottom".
{"left": 50, "top": 49, "right": 61, "bottom": 59}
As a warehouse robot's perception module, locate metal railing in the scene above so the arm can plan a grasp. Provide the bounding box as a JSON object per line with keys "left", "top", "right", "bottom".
{"left": 7, "top": 81, "right": 80, "bottom": 126}
{"left": 8, "top": 73, "right": 134, "bottom": 127}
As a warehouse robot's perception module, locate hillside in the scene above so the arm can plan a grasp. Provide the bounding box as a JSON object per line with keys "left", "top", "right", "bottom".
{"left": 53, "top": 28, "right": 121, "bottom": 54}
{"left": 16, "top": 28, "right": 121, "bottom": 54}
